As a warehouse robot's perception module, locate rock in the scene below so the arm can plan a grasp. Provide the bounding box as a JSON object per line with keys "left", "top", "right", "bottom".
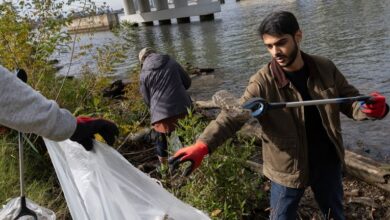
{"left": 48, "top": 59, "right": 59, "bottom": 65}
{"left": 345, "top": 189, "right": 362, "bottom": 197}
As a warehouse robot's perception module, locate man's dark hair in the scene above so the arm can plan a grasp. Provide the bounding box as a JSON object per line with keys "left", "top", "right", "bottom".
{"left": 258, "top": 11, "right": 300, "bottom": 39}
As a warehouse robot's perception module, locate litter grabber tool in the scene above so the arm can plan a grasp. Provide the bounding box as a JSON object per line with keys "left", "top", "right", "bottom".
{"left": 243, "top": 95, "right": 373, "bottom": 117}
{"left": 169, "top": 90, "right": 375, "bottom": 177}
{"left": 14, "top": 69, "right": 38, "bottom": 220}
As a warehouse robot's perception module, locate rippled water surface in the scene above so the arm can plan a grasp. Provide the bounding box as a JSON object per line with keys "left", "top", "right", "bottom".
{"left": 56, "top": 0, "right": 390, "bottom": 161}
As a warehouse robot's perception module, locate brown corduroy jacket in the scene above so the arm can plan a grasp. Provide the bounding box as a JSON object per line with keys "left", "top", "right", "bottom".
{"left": 198, "top": 53, "right": 370, "bottom": 188}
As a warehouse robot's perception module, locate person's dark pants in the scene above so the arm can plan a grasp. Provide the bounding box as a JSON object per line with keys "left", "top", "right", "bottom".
{"left": 151, "top": 131, "right": 168, "bottom": 157}
{"left": 270, "top": 161, "right": 344, "bottom": 220}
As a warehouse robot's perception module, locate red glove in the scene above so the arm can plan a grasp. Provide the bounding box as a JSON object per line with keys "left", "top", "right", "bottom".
{"left": 70, "top": 116, "right": 119, "bottom": 151}
{"left": 361, "top": 92, "right": 387, "bottom": 118}
{"left": 168, "top": 140, "right": 209, "bottom": 176}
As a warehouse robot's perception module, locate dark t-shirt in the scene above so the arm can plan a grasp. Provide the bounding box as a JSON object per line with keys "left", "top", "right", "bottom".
{"left": 284, "top": 65, "right": 338, "bottom": 173}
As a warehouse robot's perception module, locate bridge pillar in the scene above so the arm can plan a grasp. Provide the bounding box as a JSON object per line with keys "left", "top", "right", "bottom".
{"left": 123, "top": 0, "right": 136, "bottom": 15}
{"left": 120, "top": 0, "right": 221, "bottom": 26}
{"left": 138, "top": 0, "right": 153, "bottom": 26}
{"left": 154, "top": 0, "right": 171, "bottom": 25}
{"left": 155, "top": 0, "right": 169, "bottom": 10}
{"left": 174, "top": 0, "right": 190, "bottom": 23}
{"left": 198, "top": 0, "right": 215, "bottom": 21}
{"left": 138, "top": 0, "right": 151, "bottom": 12}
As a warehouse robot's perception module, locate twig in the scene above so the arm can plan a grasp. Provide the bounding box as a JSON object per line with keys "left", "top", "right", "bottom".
{"left": 348, "top": 197, "right": 380, "bottom": 208}
{"left": 55, "top": 0, "right": 88, "bottom": 101}
{"left": 122, "top": 147, "right": 155, "bottom": 156}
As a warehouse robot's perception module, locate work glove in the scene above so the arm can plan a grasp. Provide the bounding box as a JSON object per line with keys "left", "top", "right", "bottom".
{"left": 361, "top": 92, "right": 388, "bottom": 118}
{"left": 168, "top": 140, "right": 209, "bottom": 176}
{"left": 70, "top": 116, "right": 119, "bottom": 151}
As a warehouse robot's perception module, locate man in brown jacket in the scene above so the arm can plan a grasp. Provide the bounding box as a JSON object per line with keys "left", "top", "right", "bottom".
{"left": 169, "top": 11, "right": 388, "bottom": 220}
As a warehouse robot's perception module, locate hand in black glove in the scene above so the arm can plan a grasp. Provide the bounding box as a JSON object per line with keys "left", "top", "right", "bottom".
{"left": 70, "top": 116, "right": 119, "bottom": 151}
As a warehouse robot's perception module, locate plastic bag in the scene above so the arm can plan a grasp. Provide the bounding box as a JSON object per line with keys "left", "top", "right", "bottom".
{"left": 43, "top": 139, "right": 210, "bottom": 220}
{"left": 0, "top": 197, "right": 56, "bottom": 220}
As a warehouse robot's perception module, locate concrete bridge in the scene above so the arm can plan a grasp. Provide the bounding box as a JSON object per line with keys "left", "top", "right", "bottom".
{"left": 121, "top": 0, "right": 221, "bottom": 25}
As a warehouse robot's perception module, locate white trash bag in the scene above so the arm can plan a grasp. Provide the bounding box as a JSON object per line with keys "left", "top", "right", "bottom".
{"left": 0, "top": 197, "right": 56, "bottom": 220}
{"left": 43, "top": 139, "right": 210, "bottom": 220}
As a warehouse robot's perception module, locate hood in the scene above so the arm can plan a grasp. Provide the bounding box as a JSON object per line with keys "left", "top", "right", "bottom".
{"left": 142, "top": 53, "right": 170, "bottom": 70}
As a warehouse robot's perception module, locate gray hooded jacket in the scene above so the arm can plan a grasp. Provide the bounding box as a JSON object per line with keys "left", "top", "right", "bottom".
{"left": 140, "top": 53, "right": 192, "bottom": 124}
{"left": 0, "top": 65, "right": 76, "bottom": 140}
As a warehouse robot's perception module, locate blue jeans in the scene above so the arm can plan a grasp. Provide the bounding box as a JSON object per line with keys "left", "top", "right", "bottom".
{"left": 270, "top": 162, "right": 344, "bottom": 220}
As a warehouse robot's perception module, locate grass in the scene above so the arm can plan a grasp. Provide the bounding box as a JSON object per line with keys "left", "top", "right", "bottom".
{"left": 167, "top": 111, "right": 264, "bottom": 219}
{"left": 0, "top": 132, "right": 69, "bottom": 218}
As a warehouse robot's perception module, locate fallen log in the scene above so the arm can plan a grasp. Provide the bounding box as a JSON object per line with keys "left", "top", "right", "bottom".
{"left": 344, "top": 151, "right": 390, "bottom": 192}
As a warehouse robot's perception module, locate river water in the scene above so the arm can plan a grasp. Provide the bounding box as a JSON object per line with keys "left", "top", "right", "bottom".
{"left": 56, "top": 0, "right": 390, "bottom": 162}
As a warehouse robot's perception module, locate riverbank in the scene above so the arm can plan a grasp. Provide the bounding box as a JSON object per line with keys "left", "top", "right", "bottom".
{"left": 55, "top": 0, "right": 390, "bottom": 161}
{"left": 1, "top": 62, "right": 388, "bottom": 219}
{"left": 1, "top": 0, "right": 389, "bottom": 217}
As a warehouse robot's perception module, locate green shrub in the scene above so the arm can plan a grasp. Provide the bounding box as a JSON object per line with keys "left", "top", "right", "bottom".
{"left": 169, "top": 111, "right": 264, "bottom": 219}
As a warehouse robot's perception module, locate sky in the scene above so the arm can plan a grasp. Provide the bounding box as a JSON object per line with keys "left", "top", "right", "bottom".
{"left": 95, "top": 0, "right": 124, "bottom": 10}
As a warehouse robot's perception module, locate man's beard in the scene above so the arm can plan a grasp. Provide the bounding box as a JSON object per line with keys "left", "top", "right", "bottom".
{"left": 275, "top": 41, "right": 299, "bottom": 67}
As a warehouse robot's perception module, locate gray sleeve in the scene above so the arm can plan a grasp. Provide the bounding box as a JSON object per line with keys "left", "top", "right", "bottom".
{"left": 139, "top": 73, "right": 150, "bottom": 107}
{"left": 0, "top": 66, "right": 76, "bottom": 141}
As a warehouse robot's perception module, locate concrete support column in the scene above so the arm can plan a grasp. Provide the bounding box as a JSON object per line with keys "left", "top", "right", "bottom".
{"left": 138, "top": 0, "right": 151, "bottom": 12}
{"left": 138, "top": 0, "right": 153, "bottom": 26}
{"left": 154, "top": 0, "right": 169, "bottom": 10}
{"left": 123, "top": 0, "right": 136, "bottom": 15}
{"left": 198, "top": 0, "right": 215, "bottom": 22}
{"left": 134, "top": 0, "right": 139, "bottom": 11}
{"left": 174, "top": 0, "right": 190, "bottom": 23}
{"left": 154, "top": 0, "right": 171, "bottom": 25}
